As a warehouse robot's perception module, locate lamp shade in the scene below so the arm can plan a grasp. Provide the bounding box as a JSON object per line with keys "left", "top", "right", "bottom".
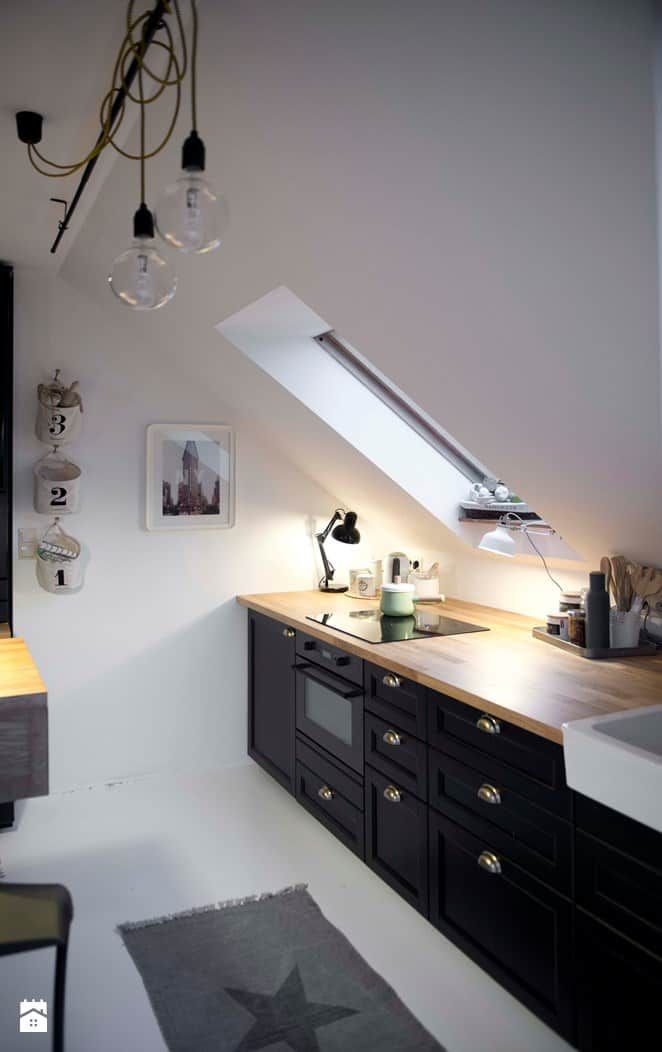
{"left": 332, "top": 511, "right": 360, "bottom": 544}
{"left": 478, "top": 523, "right": 516, "bottom": 557}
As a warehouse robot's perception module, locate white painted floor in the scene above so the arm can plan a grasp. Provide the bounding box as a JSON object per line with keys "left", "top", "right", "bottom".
{"left": 0, "top": 764, "right": 572, "bottom": 1052}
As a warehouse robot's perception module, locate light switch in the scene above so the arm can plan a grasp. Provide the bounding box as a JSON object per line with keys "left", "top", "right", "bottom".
{"left": 18, "top": 528, "right": 38, "bottom": 559}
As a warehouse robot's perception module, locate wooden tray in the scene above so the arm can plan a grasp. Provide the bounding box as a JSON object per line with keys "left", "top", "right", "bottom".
{"left": 532, "top": 627, "right": 658, "bottom": 660}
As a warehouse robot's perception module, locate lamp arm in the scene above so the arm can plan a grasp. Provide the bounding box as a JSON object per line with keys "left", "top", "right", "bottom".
{"left": 318, "top": 509, "right": 345, "bottom": 543}
{"left": 315, "top": 509, "right": 344, "bottom": 587}
{"left": 316, "top": 534, "right": 335, "bottom": 586}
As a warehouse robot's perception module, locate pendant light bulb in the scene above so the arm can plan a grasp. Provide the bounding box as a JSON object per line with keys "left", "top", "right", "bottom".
{"left": 108, "top": 204, "right": 177, "bottom": 310}
{"left": 155, "top": 132, "right": 228, "bottom": 254}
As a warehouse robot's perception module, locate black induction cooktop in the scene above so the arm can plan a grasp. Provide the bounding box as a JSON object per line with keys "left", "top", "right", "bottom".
{"left": 306, "top": 609, "right": 488, "bottom": 644}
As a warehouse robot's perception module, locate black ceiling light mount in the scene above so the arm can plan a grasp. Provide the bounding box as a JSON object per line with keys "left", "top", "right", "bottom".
{"left": 16, "top": 111, "right": 43, "bottom": 145}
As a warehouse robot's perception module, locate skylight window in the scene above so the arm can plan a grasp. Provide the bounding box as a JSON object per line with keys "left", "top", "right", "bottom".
{"left": 217, "top": 285, "right": 577, "bottom": 561}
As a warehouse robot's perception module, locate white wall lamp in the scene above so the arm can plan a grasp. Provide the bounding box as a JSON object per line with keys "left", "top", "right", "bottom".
{"left": 479, "top": 513, "right": 563, "bottom": 590}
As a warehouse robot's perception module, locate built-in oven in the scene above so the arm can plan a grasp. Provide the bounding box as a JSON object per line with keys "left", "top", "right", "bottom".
{"left": 295, "top": 661, "right": 364, "bottom": 774}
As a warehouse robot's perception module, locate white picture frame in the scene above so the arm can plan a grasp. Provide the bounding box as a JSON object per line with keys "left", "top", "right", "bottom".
{"left": 146, "top": 424, "right": 235, "bottom": 531}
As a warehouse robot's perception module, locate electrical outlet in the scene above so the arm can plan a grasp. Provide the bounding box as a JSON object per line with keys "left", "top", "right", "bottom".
{"left": 18, "top": 528, "right": 38, "bottom": 559}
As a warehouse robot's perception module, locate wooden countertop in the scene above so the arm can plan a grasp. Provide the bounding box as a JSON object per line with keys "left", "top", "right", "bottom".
{"left": 0, "top": 638, "right": 47, "bottom": 699}
{"left": 237, "top": 591, "right": 662, "bottom": 744}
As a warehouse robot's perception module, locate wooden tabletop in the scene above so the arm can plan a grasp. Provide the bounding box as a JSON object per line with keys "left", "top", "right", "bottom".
{"left": 237, "top": 591, "right": 662, "bottom": 744}
{"left": 0, "top": 638, "right": 47, "bottom": 699}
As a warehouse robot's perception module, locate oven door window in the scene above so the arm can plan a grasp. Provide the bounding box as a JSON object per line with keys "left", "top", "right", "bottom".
{"left": 303, "top": 678, "right": 353, "bottom": 745}
{"left": 295, "top": 664, "right": 363, "bottom": 773}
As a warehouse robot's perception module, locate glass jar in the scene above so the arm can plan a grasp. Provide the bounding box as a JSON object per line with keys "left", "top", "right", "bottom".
{"left": 567, "top": 610, "right": 586, "bottom": 648}
{"left": 559, "top": 591, "right": 583, "bottom": 613}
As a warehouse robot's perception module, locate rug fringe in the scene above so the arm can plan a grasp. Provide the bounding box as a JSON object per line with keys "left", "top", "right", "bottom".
{"left": 117, "top": 883, "right": 308, "bottom": 933}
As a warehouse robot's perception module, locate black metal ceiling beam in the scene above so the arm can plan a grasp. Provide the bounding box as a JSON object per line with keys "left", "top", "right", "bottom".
{"left": 50, "top": 0, "right": 169, "bottom": 254}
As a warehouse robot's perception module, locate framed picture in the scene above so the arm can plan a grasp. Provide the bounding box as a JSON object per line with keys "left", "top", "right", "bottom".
{"left": 146, "top": 424, "right": 235, "bottom": 531}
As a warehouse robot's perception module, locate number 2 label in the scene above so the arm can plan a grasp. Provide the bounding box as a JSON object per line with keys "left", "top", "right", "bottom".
{"left": 50, "top": 487, "right": 67, "bottom": 507}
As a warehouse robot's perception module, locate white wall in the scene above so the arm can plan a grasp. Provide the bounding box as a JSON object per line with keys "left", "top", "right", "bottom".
{"left": 12, "top": 269, "right": 347, "bottom": 791}
{"left": 63, "top": 0, "right": 660, "bottom": 568}
{"left": 12, "top": 269, "right": 454, "bottom": 791}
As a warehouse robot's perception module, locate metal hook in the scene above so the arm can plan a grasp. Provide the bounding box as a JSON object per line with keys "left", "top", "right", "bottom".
{"left": 50, "top": 198, "right": 69, "bottom": 233}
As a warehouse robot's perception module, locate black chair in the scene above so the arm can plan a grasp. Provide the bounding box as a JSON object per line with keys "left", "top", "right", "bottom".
{"left": 0, "top": 883, "right": 73, "bottom": 1051}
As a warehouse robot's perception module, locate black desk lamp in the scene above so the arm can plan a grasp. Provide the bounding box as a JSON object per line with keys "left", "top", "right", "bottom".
{"left": 316, "top": 509, "right": 360, "bottom": 592}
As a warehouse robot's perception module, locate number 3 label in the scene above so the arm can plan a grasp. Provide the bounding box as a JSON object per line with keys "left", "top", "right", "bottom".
{"left": 49, "top": 413, "right": 67, "bottom": 437}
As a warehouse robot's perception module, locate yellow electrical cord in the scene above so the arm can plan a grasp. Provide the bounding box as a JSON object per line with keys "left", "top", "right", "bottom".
{"left": 25, "top": 0, "right": 196, "bottom": 185}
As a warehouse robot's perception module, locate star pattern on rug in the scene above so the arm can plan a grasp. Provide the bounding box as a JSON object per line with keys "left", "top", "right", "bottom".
{"left": 225, "top": 964, "right": 358, "bottom": 1051}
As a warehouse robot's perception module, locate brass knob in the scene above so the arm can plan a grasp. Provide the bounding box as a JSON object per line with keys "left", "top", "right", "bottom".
{"left": 282, "top": 628, "right": 295, "bottom": 639}
{"left": 383, "top": 785, "right": 402, "bottom": 803}
{"left": 477, "top": 850, "right": 502, "bottom": 875}
{"left": 477, "top": 783, "right": 501, "bottom": 806}
{"left": 476, "top": 714, "right": 500, "bottom": 735}
{"left": 318, "top": 785, "right": 334, "bottom": 802}
{"left": 382, "top": 730, "right": 402, "bottom": 747}
{"left": 382, "top": 673, "right": 401, "bottom": 689}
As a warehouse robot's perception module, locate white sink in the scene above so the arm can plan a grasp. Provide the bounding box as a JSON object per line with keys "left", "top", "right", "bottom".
{"left": 562, "top": 704, "right": 662, "bottom": 833}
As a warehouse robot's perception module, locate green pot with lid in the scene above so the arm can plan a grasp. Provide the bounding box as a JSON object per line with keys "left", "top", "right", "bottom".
{"left": 380, "top": 583, "right": 415, "bottom": 617}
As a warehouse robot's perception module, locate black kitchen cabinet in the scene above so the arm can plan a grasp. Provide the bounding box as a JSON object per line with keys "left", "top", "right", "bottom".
{"left": 575, "top": 908, "right": 662, "bottom": 1051}
{"left": 247, "top": 610, "right": 296, "bottom": 793}
{"left": 295, "top": 736, "right": 364, "bottom": 859}
{"left": 428, "top": 689, "right": 571, "bottom": 818}
{"left": 428, "top": 746, "right": 573, "bottom": 894}
{"left": 429, "top": 809, "right": 574, "bottom": 1039}
{"left": 0, "top": 264, "right": 12, "bottom": 630}
{"left": 244, "top": 611, "right": 662, "bottom": 1049}
{"left": 365, "top": 764, "right": 428, "bottom": 915}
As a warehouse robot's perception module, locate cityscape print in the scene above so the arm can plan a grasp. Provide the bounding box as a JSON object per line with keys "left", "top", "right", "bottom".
{"left": 162, "top": 439, "right": 221, "bottom": 516}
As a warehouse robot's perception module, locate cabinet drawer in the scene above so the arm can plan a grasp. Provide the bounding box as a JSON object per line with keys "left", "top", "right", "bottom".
{"left": 296, "top": 736, "right": 363, "bottom": 808}
{"left": 365, "top": 662, "right": 426, "bottom": 740}
{"left": 296, "top": 632, "right": 363, "bottom": 686}
{"left": 428, "top": 691, "right": 570, "bottom": 818}
{"left": 365, "top": 712, "right": 427, "bottom": 802}
{"left": 576, "top": 830, "right": 662, "bottom": 958}
{"left": 295, "top": 741, "right": 363, "bottom": 859}
{"left": 365, "top": 765, "right": 428, "bottom": 915}
{"left": 429, "top": 810, "right": 573, "bottom": 1039}
{"left": 575, "top": 792, "right": 662, "bottom": 871}
{"left": 575, "top": 908, "right": 662, "bottom": 1052}
{"left": 428, "top": 747, "right": 572, "bottom": 893}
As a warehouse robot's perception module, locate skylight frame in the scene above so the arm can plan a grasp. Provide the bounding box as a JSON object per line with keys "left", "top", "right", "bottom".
{"left": 315, "top": 331, "right": 492, "bottom": 484}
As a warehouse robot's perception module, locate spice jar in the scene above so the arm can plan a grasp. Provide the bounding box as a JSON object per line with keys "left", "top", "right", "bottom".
{"left": 567, "top": 609, "right": 586, "bottom": 648}
{"left": 546, "top": 614, "right": 563, "bottom": 636}
{"left": 559, "top": 591, "right": 583, "bottom": 612}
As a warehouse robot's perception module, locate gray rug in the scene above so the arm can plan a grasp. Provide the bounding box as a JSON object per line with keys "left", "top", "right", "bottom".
{"left": 118, "top": 884, "right": 444, "bottom": 1051}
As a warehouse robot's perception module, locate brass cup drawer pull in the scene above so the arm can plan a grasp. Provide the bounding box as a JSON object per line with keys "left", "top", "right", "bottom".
{"left": 383, "top": 785, "right": 402, "bottom": 804}
{"left": 382, "top": 730, "right": 402, "bottom": 747}
{"left": 477, "top": 783, "right": 502, "bottom": 806}
{"left": 282, "top": 627, "right": 295, "bottom": 639}
{"left": 476, "top": 714, "right": 500, "bottom": 735}
{"left": 318, "top": 785, "right": 335, "bottom": 802}
{"left": 477, "top": 850, "right": 502, "bottom": 875}
{"left": 382, "top": 673, "right": 401, "bottom": 689}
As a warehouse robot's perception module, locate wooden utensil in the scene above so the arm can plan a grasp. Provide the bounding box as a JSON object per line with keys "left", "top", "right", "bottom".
{"left": 630, "top": 564, "right": 662, "bottom": 604}
{"left": 610, "top": 555, "right": 631, "bottom": 612}
{"left": 600, "top": 557, "right": 614, "bottom": 605}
